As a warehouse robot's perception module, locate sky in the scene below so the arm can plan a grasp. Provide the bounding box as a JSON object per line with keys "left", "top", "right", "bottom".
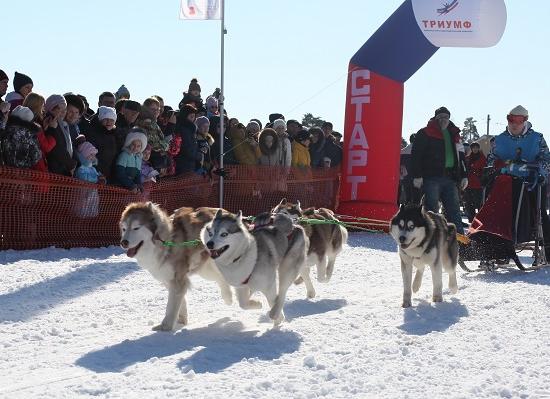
{"left": 2, "top": 0, "right": 549, "bottom": 141}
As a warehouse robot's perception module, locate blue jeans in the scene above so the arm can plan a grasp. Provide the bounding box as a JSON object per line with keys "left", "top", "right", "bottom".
{"left": 423, "top": 176, "right": 464, "bottom": 234}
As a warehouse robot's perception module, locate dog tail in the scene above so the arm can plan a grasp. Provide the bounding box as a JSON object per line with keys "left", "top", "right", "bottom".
{"left": 273, "top": 213, "right": 294, "bottom": 235}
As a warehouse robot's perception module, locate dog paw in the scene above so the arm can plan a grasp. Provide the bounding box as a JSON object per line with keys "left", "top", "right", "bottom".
{"left": 294, "top": 277, "right": 304, "bottom": 285}
{"left": 177, "top": 315, "right": 188, "bottom": 325}
{"left": 152, "top": 322, "right": 174, "bottom": 331}
{"left": 222, "top": 293, "right": 233, "bottom": 306}
{"left": 432, "top": 294, "right": 443, "bottom": 302}
{"left": 402, "top": 300, "right": 412, "bottom": 308}
{"left": 412, "top": 282, "right": 421, "bottom": 293}
{"left": 306, "top": 289, "right": 316, "bottom": 299}
{"left": 450, "top": 286, "right": 458, "bottom": 294}
{"left": 247, "top": 300, "right": 262, "bottom": 309}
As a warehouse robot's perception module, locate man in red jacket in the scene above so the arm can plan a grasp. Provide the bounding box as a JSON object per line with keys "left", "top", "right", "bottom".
{"left": 464, "top": 141, "right": 487, "bottom": 222}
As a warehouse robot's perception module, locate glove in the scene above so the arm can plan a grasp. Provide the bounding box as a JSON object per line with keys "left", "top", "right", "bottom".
{"left": 460, "top": 178, "right": 468, "bottom": 190}
{"left": 413, "top": 177, "right": 423, "bottom": 189}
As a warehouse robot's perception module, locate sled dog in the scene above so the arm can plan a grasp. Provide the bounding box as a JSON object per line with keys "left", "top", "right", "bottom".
{"left": 271, "top": 199, "right": 348, "bottom": 297}
{"left": 120, "top": 202, "right": 233, "bottom": 331}
{"left": 390, "top": 203, "right": 459, "bottom": 308}
{"left": 201, "top": 210, "right": 308, "bottom": 324}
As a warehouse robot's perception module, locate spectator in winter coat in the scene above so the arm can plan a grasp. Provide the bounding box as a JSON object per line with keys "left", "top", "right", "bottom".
{"left": 1, "top": 106, "right": 41, "bottom": 169}
{"left": 115, "top": 130, "right": 147, "bottom": 193}
{"left": 173, "top": 104, "right": 199, "bottom": 174}
{"left": 195, "top": 116, "right": 215, "bottom": 173}
{"left": 272, "top": 119, "right": 292, "bottom": 167}
{"left": 115, "top": 100, "right": 141, "bottom": 152}
{"left": 63, "top": 94, "right": 86, "bottom": 143}
{"left": 141, "top": 144, "right": 159, "bottom": 183}
{"left": 22, "top": 93, "right": 56, "bottom": 173}
{"left": 136, "top": 97, "right": 170, "bottom": 174}
{"left": 230, "top": 122, "right": 261, "bottom": 165}
{"left": 85, "top": 106, "right": 118, "bottom": 182}
{"left": 210, "top": 117, "right": 237, "bottom": 166}
{"left": 411, "top": 106, "right": 468, "bottom": 234}
{"left": 74, "top": 139, "right": 102, "bottom": 184}
{"left": 463, "top": 142, "right": 486, "bottom": 222}
{"left": 44, "top": 95, "right": 78, "bottom": 177}
{"left": 291, "top": 130, "right": 312, "bottom": 168}
{"left": 205, "top": 96, "right": 219, "bottom": 119}
{"left": 258, "top": 128, "right": 281, "bottom": 166}
{"left": 286, "top": 119, "right": 302, "bottom": 142}
{"left": 6, "top": 71, "right": 33, "bottom": 111}
{"left": 308, "top": 127, "right": 326, "bottom": 167}
{"left": 179, "top": 78, "right": 205, "bottom": 113}
{"left": 321, "top": 121, "right": 343, "bottom": 167}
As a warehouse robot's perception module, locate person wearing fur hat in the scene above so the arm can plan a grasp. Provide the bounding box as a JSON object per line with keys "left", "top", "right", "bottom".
{"left": 84, "top": 106, "right": 118, "bottom": 182}
{"left": 258, "top": 128, "right": 281, "bottom": 166}
{"left": 179, "top": 78, "right": 205, "bottom": 113}
{"left": 272, "top": 119, "right": 292, "bottom": 167}
{"left": 5, "top": 71, "right": 33, "bottom": 111}
{"left": 115, "top": 129, "right": 147, "bottom": 193}
{"left": 291, "top": 130, "right": 312, "bottom": 168}
{"left": 487, "top": 105, "right": 550, "bottom": 258}
{"left": 411, "top": 106, "right": 467, "bottom": 234}
{"left": 1, "top": 105, "right": 42, "bottom": 168}
{"left": 229, "top": 122, "right": 261, "bottom": 165}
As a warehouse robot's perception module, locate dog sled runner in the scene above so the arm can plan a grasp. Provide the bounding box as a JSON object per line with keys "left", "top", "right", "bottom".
{"left": 458, "top": 171, "right": 549, "bottom": 272}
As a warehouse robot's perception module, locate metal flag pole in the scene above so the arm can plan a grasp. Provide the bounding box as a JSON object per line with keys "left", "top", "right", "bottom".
{"left": 218, "top": 0, "right": 226, "bottom": 208}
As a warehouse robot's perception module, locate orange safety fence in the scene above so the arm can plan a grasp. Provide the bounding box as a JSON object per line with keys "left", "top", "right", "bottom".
{"left": 0, "top": 165, "right": 341, "bottom": 250}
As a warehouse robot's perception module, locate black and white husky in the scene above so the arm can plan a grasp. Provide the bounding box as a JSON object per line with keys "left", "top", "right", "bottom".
{"left": 390, "top": 203, "right": 459, "bottom": 308}
{"left": 201, "top": 210, "right": 308, "bottom": 325}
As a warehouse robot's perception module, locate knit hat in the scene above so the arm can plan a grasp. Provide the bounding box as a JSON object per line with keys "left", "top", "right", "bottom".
{"left": 272, "top": 119, "right": 286, "bottom": 130}
{"left": 115, "top": 84, "right": 130, "bottom": 100}
{"left": 13, "top": 72, "right": 33, "bottom": 93}
{"left": 295, "top": 129, "right": 312, "bottom": 143}
{"left": 124, "top": 129, "right": 148, "bottom": 151}
{"left": 45, "top": 94, "right": 67, "bottom": 113}
{"left": 188, "top": 78, "right": 201, "bottom": 93}
{"left": 246, "top": 120, "right": 260, "bottom": 131}
{"left": 74, "top": 134, "right": 87, "bottom": 147}
{"left": 98, "top": 106, "right": 117, "bottom": 121}
{"left": 206, "top": 96, "right": 218, "bottom": 108}
{"left": 11, "top": 105, "right": 34, "bottom": 122}
{"left": 0, "top": 69, "right": 8, "bottom": 82}
{"left": 64, "top": 93, "right": 85, "bottom": 114}
{"left": 251, "top": 118, "right": 263, "bottom": 130}
{"left": 508, "top": 105, "right": 528, "bottom": 117}
{"left": 434, "top": 106, "right": 451, "bottom": 118}
{"left": 124, "top": 100, "right": 141, "bottom": 112}
{"left": 195, "top": 115, "right": 210, "bottom": 129}
{"left": 470, "top": 142, "right": 480, "bottom": 149}
{"left": 77, "top": 141, "right": 98, "bottom": 159}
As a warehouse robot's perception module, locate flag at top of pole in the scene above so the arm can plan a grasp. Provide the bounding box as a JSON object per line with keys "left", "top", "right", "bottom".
{"left": 180, "top": 0, "right": 221, "bottom": 20}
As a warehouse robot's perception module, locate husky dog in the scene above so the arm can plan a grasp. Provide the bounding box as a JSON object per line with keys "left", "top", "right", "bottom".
{"left": 271, "top": 199, "right": 348, "bottom": 297}
{"left": 201, "top": 210, "right": 307, "bottom": 324}
{"left": 390, "top": 203, "right": 459, "bottom": 308}
{"left": 120, "top": 202, "right": 233, "bottom": 331}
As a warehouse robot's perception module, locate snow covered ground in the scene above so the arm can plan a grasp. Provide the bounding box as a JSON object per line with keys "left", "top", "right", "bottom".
{"left": 1, "top": 232, "right": 550, "bottom": 398}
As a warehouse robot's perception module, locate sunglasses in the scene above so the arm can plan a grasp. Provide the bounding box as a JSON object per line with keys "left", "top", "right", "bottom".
{"left": 507, "top": 114, "right": 527, "bottom": 124}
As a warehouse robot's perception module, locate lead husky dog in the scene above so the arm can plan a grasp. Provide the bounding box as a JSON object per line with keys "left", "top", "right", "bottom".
{"left": 271, "top": 199, "right": 348, "bottom": 298}
{"left": 201, "top": 210, "right": 307, "bottom": 324}
{"left": 390, "top": 203, "right": 459, "bottom": 308}
{"left": 120, "top": 202, "right": 233, "bottom": 331}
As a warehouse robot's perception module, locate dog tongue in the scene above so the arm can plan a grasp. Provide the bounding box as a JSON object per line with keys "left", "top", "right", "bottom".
{"left": 127, "top": 247, "right": 138, "bottom": 257}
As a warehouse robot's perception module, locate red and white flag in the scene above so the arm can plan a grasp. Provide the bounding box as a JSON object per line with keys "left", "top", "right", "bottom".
{"left": 180, "top": 0, "right": 221, "bottom": 20}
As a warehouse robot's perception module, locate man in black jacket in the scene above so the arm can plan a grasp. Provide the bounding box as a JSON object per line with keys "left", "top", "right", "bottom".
{"left": 411, "top": 106, "right": 468, "bottom": 233}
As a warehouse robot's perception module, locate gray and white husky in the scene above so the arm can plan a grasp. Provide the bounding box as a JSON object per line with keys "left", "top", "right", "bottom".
{"left": 120, "top": 202, "right": 233, "bottom": 331}
{"left": 390, "top": 203, "right": 458, "bottom": 308}
{"left": 201, "top": 210, "right": 308, "bottom": 324}
{"left": 271, "top": 199, "right": 348, "bottom": 298}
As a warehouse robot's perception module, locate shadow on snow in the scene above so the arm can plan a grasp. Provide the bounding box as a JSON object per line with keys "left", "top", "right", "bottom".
{"left": 346, "top": 232, "right": 395, "bottom": 253}
{"left": 0, "top": 261, "right": 138, "bottom": 322}
{"left": 76, "top": 317, "right": 301, "bottom": 374}
{"left": 398, "top": 297, "right": 469, "bottom": 335}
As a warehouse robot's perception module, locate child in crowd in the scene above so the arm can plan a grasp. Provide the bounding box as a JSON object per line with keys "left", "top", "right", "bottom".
{"left": 73, "top": 136, "right": 103, "bottom": 217}
{"left": 141, "top": 144, "right": 159, "bottom": 183}
{"left": 195, "top": 115, "right": 214, "bottom": 174}
{"left": 115, "top": 129, "right": 148, "bottom": 193}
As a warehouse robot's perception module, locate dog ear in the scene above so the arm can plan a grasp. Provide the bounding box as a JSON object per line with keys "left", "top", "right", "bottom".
{"left": 236, "top": 210, "right": 243, "bottom": 223}
{"left": 215, "top": 209, "right": 223, "bottom": 219}
{"left": 279, "top": 198, "right": 287, "bottom": 205}
{"left": 296, "top": 200, "right": 301, "bottom": 210}
{"left": 150, "top": 205, "right": 171, "bottom": 242}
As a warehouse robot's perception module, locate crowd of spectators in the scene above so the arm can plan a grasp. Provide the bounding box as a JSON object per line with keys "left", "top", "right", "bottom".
{"left": 0, "top": 70, "right": 343, "bottom": 196}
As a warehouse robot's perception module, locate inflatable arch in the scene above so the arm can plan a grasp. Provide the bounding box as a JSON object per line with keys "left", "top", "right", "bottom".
{"left": 338, "top": 0, "right": 507, "bottom": 223}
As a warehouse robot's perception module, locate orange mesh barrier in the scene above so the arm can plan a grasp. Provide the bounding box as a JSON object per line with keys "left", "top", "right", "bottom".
{"left": 0, "top": 165, "right": 341, "bottom": 250}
